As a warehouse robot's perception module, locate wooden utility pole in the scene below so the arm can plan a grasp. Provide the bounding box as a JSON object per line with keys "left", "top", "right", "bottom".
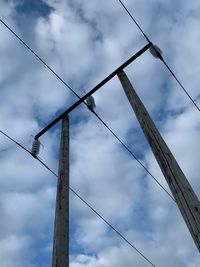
{"left": 52, "top": 116, "right": 69, "bottom": 267}
{"left": 117, "top": 70, "right": 200, "bottom": 251}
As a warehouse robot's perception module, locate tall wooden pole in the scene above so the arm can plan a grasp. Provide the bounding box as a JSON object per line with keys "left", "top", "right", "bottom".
{"left": 52, "top": 116, "right": 69, "bottom": 267}
{"left": 117, "top": 70, "right": 200, "bottom": 251}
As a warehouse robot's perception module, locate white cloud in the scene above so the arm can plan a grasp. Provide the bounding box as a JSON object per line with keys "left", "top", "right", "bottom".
{"left": 0, "top": 0, "right": 200, "bottom": 266}
{"left": 0, "top": 234, "right": 34, "bottom": 267}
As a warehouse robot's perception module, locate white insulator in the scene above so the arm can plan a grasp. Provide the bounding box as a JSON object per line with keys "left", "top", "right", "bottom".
{"left": 31, "top": 139, "right": 41, "bottom": 156}
{"left": 149, "top": 44, "right": 163, "bottom": 58}
{"left": 86, "top": 95, "right": 96, "bottom": 110}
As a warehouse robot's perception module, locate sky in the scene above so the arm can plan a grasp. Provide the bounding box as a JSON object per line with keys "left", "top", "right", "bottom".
{"left": 0, "top": 0, "right": 200, "bottom": 266}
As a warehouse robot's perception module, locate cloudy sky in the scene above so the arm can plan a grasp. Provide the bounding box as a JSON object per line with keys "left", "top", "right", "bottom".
{"left": 0, "top": 0, "right": 200, "bottom": 266}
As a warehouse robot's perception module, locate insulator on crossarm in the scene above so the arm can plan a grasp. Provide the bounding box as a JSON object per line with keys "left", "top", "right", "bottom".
{"left": 86, "top": 95, "right": 96, "bottom": 110}
{"left": 31, "top": 139, "right": 41, "bottom": 156}
{"left": 149, "top": 44, "right": 163, "bottom": 59}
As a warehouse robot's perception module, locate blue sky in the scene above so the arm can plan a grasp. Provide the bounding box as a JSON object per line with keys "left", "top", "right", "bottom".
{"left": 15, "top": 0, "right": 53, "bottom": 18}
{"left": 0, "top": 0, "right": 200, "bottom": 266}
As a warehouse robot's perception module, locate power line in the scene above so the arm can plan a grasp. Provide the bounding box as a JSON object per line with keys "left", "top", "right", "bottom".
{"left": 0, "top": 18, "right": 174, "bottom": 201}
{"left": 118, "top": 0, "right": 200, "bottom": 112}
{"left": 161, "top": 59, "right": 200, "bottom": 112}
{"left": 69, "top": 185, "right": 156, "bottom": 267}
{"left": 0, "top": 19, "right": 79, "bottom": 99}
{"left": 0, "top": 130, "right": 58, "bottom": 176}
{"left": 90, "top": 109, "right": 175, "bottom": 202}
{"left": 118, "top": 0, "right": 150, "bottom": 42}
{"left": 0, "top": 129, "right": 157, "bottom": 267}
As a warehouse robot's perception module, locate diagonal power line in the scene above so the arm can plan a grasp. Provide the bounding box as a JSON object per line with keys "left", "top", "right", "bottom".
{"left": 0, "top": 129, "right": 157, "bottom": 267}
{"left": 90, "top": 109, "right": 175, "bottom": 201}
{"left": 0, "top": 19, "right": 79, "bottom": 98}
{"left": 160, "top": 59, "right": 200, "bottom": 112}
{"left": 118, "top": 0, "right": 200, "bottom": 112}
{"left": 118, "top": 0, "right": 150, "bottom": 43}
{"left": 0, "top": 18, "right": 175, "bottom": 201}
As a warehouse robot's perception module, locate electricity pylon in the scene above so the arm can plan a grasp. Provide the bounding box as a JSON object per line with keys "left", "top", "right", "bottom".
{"left": 117, "top": 70, "right": 200, "bottom": 251}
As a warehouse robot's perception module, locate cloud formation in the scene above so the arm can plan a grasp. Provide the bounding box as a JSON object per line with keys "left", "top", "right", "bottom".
{"left": 0, "top": 0, "right": 200, "bottom": 266}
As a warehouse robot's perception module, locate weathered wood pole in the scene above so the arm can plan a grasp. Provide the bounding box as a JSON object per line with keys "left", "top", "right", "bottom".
{"left": 118, "top": 70, "right": 200, "bottom": 252}
{"left": 52, "top": 115, "right": 69, "bottom": 266}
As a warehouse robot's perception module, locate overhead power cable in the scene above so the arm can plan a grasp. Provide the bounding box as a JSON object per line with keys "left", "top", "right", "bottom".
{"left": 160, "top": 60, "right": 200, "bottom": 112}
{"left": 118, "top": 0, "right": 150, "bottom": 43}
{"left": 118, "top": 0, "right": 200, "bottom": 112}
{"left": 90, "top": 109, "right": 175, "bottom": 202}
{"left": 0, "top": 19, "right": 79, "bottom": 99}
{"left": 69, "top": 185, "right": 156, "bottom": 267}
{"left": 0, "top": 129, "right": 157, "bottom": 267}
{"left": 0, "top": 130, "right": 57, "bottom": 177}
{"left": 0, "top": 18, "right": 174, "bottom": 201}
